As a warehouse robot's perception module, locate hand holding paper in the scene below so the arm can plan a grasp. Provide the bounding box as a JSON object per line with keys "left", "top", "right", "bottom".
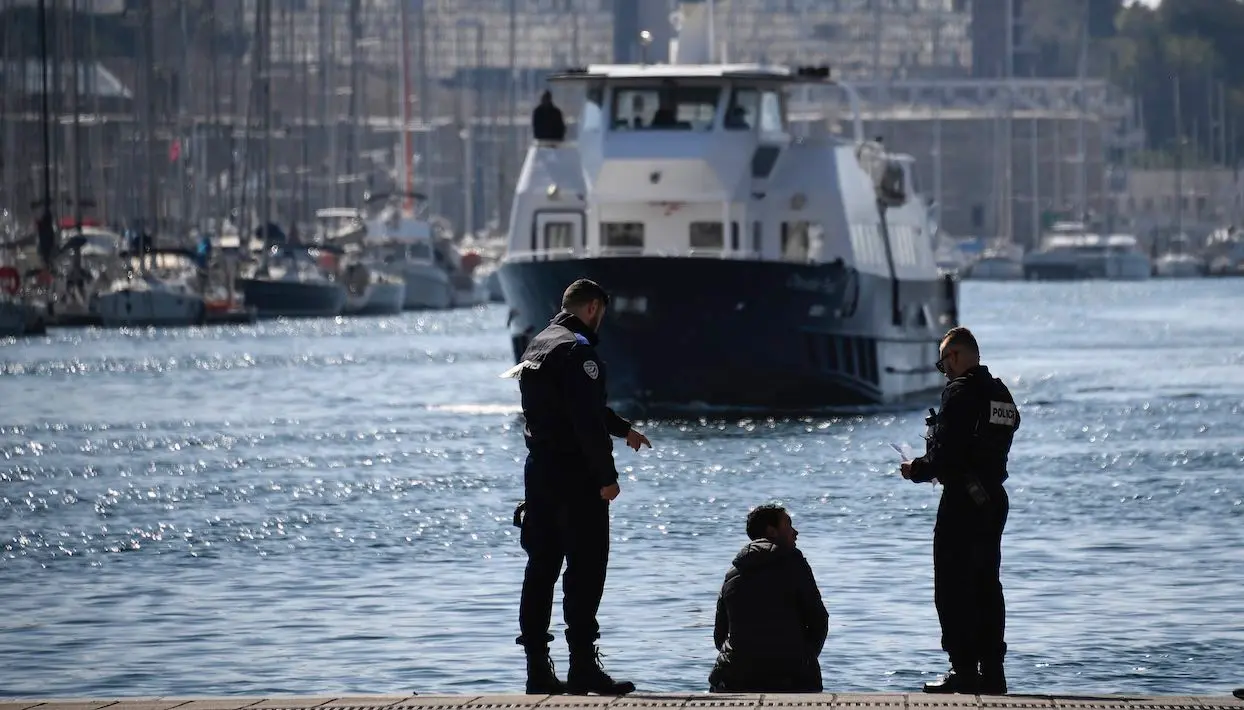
{"left": 889, "top": 441, "right": 914, "bottom": 462}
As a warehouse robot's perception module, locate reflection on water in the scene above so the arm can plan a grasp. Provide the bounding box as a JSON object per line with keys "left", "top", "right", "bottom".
{"left": 1, "top": 282, "right": 1241, "bottom": 697}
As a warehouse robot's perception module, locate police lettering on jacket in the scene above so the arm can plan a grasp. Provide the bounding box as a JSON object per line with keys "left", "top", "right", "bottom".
{"left": 908, "top": 365, "right": 1020, "bottom": 488}
{"left": 505, "top": 311, "right": 631, "bottom": 497}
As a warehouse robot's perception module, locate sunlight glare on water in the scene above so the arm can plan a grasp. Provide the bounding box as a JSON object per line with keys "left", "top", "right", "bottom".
{"left": 1, "top": 281, "right": 1241, "bottom": 697}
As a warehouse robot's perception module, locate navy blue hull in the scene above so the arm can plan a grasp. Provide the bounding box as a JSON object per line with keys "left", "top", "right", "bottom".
{"left": 237, "top": 279, "right": 347, "bottom": 318}
{"left": 498, "top": 258, "right": 957, "bottom": 413}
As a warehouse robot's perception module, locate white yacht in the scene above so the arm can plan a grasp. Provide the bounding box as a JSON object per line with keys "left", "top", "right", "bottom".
{"left": 1153, "top": 234, "right": 1205, "bottom": 278}
{"left": 313, "top": 208, "right": 406, "bottom": 315}
{"left": 1205, "top": 226, "right": 1244, "bottom": 277}
{"left": 495, "top": 3, "right": 957, "bottom": 412}
{"left": 1022, "top": 221, "right": 1152, "bottom": 281}
{"left": 365, "top": 196, "right": 454, "bottom": 310}
{"left": 92, "top": 251, "right": 206, "bottom": 327}
{"left": 964, "top": 241, "right": 1025, "bottom": 281}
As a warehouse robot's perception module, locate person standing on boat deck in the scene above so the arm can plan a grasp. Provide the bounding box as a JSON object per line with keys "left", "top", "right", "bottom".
{"left": 708, "top": 504, "right": 828, "bottom": 693}
{"left": 532, "top": 90, "right": 566, "bottom": 143}
{"left": 900, "top": 327, "right": 1019, "bottom": 695}
{"left": 509, "top": 278, "right": 650, "bottom": 695}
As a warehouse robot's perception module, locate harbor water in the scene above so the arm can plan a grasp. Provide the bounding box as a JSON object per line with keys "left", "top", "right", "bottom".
{"left": 1, "top": 281, "right": 1242, "bottom": 698}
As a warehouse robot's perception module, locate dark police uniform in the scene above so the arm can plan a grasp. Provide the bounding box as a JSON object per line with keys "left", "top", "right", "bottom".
{"left": 511, "top": 311, "right": 633, "bottom": 689}
{"left": 908, "top": 364, "right": 1020, "bottom": 688}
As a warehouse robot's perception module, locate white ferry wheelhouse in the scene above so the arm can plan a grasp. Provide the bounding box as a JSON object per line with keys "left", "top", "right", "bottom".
{"left": 497, "top": 27, "right": 957, "bottom": 412}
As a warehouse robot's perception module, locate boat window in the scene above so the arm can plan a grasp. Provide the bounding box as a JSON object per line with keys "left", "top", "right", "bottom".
{"left": 688, "top": 221, "right": 738, "bottom": 251}
{"left": 601, "top": 222, "right": 644, "bottom": 250}
{"left": 726, "top": 88, "right": 759, "bottom": 130}
{"left": 544, "top": 222, "right": 575, "bottom": 249}
{"left": 759, "top": 90, "right": 785, "bottom": 134}
{"left": 782, "top": 221, "right": 823, "bottom": 261}
{"left": 690, "top": 222, "right": 723, "bottom": 250}
{"left": 752, "top": 221, "right": 763, "bottom": 253}
{"left": 580, "top": 83, "right": 604, "bottom": 133}
{"left": 611, "top": 85, "right": 721, "bottom": 131}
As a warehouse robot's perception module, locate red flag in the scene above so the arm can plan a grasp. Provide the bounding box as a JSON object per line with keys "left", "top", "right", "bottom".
{"left": 169, "top": 139, "right": 181, "bottom": 163}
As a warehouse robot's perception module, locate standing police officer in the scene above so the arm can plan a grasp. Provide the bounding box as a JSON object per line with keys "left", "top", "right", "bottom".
{"left": 900, "top": 327, "right": 1020, "bottom": 695}
{"left": 509, "top": 278, "right": 649, "bottom": 695}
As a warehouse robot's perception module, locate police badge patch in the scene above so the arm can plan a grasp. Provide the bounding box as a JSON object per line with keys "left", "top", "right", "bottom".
{"left": 583, "top": 360, "right": 599, "bottom": 380}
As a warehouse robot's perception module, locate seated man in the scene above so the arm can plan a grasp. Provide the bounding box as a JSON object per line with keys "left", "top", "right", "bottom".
{"left": 709, "top": 504, "right": 829, "bottom": 693}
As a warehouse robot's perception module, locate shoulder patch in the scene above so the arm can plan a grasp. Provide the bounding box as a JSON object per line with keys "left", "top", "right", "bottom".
{"left": 573, "top": 332, "right": 590, "bottom": 345}
{"left": 582, "top": 360, "right": 599, "bottom": 380}
{"left": 988, "top": 400, "right": 1018, "bottom": 427}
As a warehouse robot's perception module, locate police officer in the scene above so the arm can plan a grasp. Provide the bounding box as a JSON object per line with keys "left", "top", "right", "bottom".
{"left": 510, "top": 278, "right": 649, "bottom": 695}
{"left": 900, "top": 326, "right": 1020, "bottom": 695}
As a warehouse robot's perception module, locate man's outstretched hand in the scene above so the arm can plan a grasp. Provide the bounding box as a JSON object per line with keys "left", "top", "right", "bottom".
{"left": 625, "top": 429, "right": 651, "bottom": 452}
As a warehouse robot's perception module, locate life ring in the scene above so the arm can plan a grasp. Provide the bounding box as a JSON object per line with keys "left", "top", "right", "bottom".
{"left": 0, "top": 266, "right": 20, "bottom": 295}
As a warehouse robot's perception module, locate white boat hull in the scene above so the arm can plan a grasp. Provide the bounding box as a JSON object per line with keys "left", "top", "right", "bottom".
{"left": 1153, "top": 255, "right": 1204, "bottom": 278}
{"left": 346, "top": 280, "right": 406, "bottom": 315}
{"left": 965, "top": 256, "right": 1025, "bottom": 281}
{"left": 94, "top": 288, "right": 204, "bottom": 326}
{"left": 401, "top": 263, "right": 453, "bottom": 310}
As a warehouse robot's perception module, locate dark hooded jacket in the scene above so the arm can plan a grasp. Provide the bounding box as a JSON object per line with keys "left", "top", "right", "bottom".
{"left": 709, "top": 540, "right": 829, "bottom": 692}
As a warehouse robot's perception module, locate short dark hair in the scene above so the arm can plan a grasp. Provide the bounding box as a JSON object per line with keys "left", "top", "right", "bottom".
{"left": 561, "top": 278, "right": 610, "bottom": 310}
{"left": 745, "top": 504, "right": 787, "bottom": 540}
{"left": 942, "top": 326, "right": 979, "bottom": 356}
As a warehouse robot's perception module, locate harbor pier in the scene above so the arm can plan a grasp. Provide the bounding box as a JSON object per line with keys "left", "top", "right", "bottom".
{"left": 2, "top": 693, "right": 1242, "bottom": 710}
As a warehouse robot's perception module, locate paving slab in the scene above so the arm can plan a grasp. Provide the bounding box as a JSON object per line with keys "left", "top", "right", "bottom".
{"left": 162, "top": 699, "right": 265, "bottom": 710}
{"left": 6, "top": 694, "right": 1243, "bottom": 710}
{"left": 107, "top": 702, "right": 192, "bottom": 710}
{"left": 317, "top": 698, "right": 416, "bottom": 709}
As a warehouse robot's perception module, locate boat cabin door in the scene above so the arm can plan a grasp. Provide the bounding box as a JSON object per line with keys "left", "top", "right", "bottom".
{"left": 533, "top": 210, "right": 584, "bottom": 260}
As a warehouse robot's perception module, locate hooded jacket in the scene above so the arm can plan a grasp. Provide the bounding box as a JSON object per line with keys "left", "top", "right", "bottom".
{"left": 710, "top": 539, "right": 829, "bottom": 689}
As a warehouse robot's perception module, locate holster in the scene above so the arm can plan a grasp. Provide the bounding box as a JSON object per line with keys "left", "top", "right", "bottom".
{"left": 512, "top": 500, "right": 527, "bottom": 529}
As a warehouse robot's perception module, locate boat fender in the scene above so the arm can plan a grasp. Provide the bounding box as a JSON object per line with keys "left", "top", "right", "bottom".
{"left": 0, "top": 266, "right": 20, "bottom": 295}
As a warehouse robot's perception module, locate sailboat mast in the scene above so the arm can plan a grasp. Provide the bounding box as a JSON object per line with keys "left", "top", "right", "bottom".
{"left": 400, "top": 0, "right": 412, "bottom": 212}
{"left": 69, "top": 0, "right": 82, "bottom": 232}
{"left": 1174, "top": 74, "right": 1183, "bottom": 236}
{"left": 143, "top": 0, "right": 158, "bottom": 247}
{"left": 36, "top": 0, "right": 55, "bottom": 268}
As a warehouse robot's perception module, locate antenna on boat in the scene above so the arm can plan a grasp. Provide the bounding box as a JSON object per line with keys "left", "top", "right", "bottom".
{"left": 639, "top": 30, "right": 652, "bottom": 65}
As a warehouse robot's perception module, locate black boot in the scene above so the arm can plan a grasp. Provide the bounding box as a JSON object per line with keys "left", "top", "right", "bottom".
{"left": 923, "top": 667, "right": 980, "bottom": 694}
{"left": 524, "top": 646, "right": 566, "bottom": 695}
{"left": 566, "top": 645, "right": 636, "bottom": 695}
{"left": 979, "top": 662, "right": 1007, "bottom": 695}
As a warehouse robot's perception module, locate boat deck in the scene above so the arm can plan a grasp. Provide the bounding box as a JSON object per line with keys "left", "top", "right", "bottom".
{"left": 2, "top": 693, "right": 1242, "bottom": 710}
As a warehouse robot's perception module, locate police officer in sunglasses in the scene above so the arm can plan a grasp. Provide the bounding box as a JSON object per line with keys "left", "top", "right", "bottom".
{"left": 900, "top": 326, "right": 1020, "bottom": 695}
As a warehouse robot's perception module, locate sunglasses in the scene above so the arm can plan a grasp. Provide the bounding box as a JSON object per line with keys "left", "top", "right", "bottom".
{"left": 935, "top": 349, "right": 955, "bottom": 374}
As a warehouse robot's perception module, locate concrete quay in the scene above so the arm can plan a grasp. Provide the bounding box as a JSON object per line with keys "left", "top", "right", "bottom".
{"left": 2, "top": 693, "right": 1243, "bottom": 710}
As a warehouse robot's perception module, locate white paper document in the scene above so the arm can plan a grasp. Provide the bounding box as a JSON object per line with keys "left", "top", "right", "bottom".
{"left": 889, "top": 441, "right": 915, "bottom": 462}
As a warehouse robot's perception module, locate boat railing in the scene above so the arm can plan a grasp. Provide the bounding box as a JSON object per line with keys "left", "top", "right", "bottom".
{"left": 505, "top": 245, "right": 773, "bottom": 262}
{"left": 530, "top": 139, "right": 577, "bottom": 150}
{"left": 504, "top": 247, "right": 579, "bottom": 263}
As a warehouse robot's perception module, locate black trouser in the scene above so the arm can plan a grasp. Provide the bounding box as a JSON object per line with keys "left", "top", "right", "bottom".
{"left": 933, "top": 485, "right": 1009, "bottom": 670}
{"left": 708, "top": 655, "right": 822, "bottom": 693}
{"left": 516, "top": 474, "right": 611, "bottom": 649}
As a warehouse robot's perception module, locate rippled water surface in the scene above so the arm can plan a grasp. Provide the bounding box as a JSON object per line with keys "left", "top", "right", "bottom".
{"left": 2, "top": 281, "right": 1242, "bottom": 698}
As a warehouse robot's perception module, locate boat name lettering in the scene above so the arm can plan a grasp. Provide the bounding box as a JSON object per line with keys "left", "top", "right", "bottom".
{"left": 786, "top": 274, "right": 838, "bottom": 294}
